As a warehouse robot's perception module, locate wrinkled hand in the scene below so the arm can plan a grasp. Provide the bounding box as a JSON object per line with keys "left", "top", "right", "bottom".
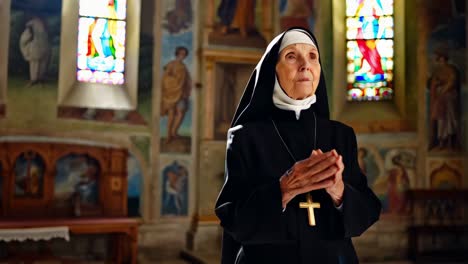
{"left": 279, "top": 150, "right": 338, "bottom": 209}
{"left": 320, "top": 149, "right": 344, "bottom": 206}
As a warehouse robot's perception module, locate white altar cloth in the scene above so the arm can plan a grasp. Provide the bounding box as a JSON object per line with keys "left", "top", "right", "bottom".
{"left": 0, "top": 226, "right": 70, "bottom": 242}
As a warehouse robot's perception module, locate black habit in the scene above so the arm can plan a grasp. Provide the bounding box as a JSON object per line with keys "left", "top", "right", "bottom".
{"left": 215, "top": 27, "right": 381, "bottom": 264}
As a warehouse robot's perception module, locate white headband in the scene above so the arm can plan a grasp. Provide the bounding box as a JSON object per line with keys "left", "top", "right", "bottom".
{"left": 279, "top": 29, "right": 317, "bottom": 53}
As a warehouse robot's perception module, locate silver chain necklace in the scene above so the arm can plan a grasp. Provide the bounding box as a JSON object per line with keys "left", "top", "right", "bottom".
{"left": 271, "top": 111, "right": 317, "bottom": 163}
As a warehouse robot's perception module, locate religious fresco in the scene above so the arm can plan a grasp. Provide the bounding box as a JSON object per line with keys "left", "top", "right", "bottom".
{"left": 159, "top": 0, "right": 195, "bottom": 153}
{"left": 2, "top": 0, "right": 154, "bottom": 133}
{"left": 375, "top": 148, "right": 416, "bottom": 215}
{"left": 279, "top": 0, "right": 317, "bottom": 32}
{"left": 54, "top": 154, "right": 100, "bottom": 209}
{"left": 6, "top": 0, "right": 62, "bottom": 126}
{"left": 423, "top": 0, "right": 465, "bottom": 153}
{"left": 163, "top": 0, "right": 193, "bottom": 34}
{"left": 8, "top": 0, "right": 62, "bottom": 87}
{"left": 57, "top": 0, "right": 153, "bottom": 125}
{"left": 160, "top": 156, "right": 189, "bottom": 217}
{"left": 14, "top": 151, "right": 45, "bottom": 198}
{"left": 358, "top": 146, "right": 416, "bottom": 215}
{"left": 208, "top": 0, "right": 266, "bottom": 48}
{"left": 356, "top": 146, "right": 381, "bottom": 187}
{"left": 127, "top": 153, "right": 142, "bottom": 217}
{"left": 427, "top": 158, "right": 463, "bottom": 189}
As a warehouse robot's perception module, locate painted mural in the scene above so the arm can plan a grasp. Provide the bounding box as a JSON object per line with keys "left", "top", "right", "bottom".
{"left": 279, "top": 0, "right": 317, "bottom": 32}
{"left": 217, "top": 0, "right": 256, "bottom": 37}
{"left": 428, "top": 158, "right": 463, "bottom": 189}
{"left": 7, "top": 0, "right": 62, "bottom": 126}
{"left": 3, "top": 0, "right": 153, "bottom": 134}
{"left": 208, "top": 0, "right": 265, "bottom": 48}
{"left": 14, "top": 151, "right": 46, "bottom": 198}
{"left": 8, "top": 0, "right": 61, "bottom": 86}
{"left": 160, "top": 0, "right": 194, "bottom": 153}
{"left": 424, "top": 0, "right": 465, "bottom": 152}
{"left": 163, "top": 0, "right": 193, "bottom": 34}
{"left": 54, "top": 154, "right": 100, "bottom": 209}
{"left": 57, "top": 0, "right": 154, "bottom": 125}
{"left": 357, "top": 146, "right": 381, "bottom": 187}
{"left": 127, "top": 153, "right": 142, "bottom": 216}
{"left": 358, "top": 146, "right": 416, "bottom": 215}
{"left": 160, "top": 156, "right": 189, "bottom": 217}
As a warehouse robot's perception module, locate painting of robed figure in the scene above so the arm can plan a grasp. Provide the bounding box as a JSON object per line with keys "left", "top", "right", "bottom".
{"left": 14, "top": 151, "right": 46, "bottom": 198}
{"left": 206, "top": 0, "right": 272, "bottom": 48}
{"left": 161, "top": 46, "right": 192, "bottom": 145}
{"left": 8, "top": 0, "right": 61, "bottom": 86}
{"left": 423, "top": 0, "right": 465, "bottom": 152}
{"left": 54, "top": 154, "right": 100, "bottom": 216}
{"left": 361, "top": 147, "right": 416, "bottom": 216}
{"left": 279, "top": 0, "right": 317, "bottom": 32}
{"left": 161, "top": 160, "right": 189, "bottom": 216}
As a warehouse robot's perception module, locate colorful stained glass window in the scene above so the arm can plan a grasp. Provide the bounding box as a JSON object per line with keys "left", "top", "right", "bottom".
{"left": 346, "top": 0, "right": 394, "bottom": 101}
{"left": 77, "top": 0, "right": 127, "bottom": 85}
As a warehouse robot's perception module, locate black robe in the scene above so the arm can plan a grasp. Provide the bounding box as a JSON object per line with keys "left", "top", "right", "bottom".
{"left": 215, "top": 106, "right": 382, "bottom": 264}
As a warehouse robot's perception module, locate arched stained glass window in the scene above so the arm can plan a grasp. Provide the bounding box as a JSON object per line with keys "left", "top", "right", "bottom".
{"left": 77, "top": 0, "right": 127, "bottom": 85}
{"left": 346, "top": 0, "right": 394, "bottom": 101}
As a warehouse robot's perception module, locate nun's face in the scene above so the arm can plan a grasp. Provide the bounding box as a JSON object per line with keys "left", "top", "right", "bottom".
{"left": 276, "top": 43, "right": 321, "bottom": 100}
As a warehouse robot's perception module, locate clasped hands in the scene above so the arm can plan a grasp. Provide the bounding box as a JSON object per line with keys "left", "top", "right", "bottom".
{"left": 279, "top": 149, "right": 344, "bottom": 209}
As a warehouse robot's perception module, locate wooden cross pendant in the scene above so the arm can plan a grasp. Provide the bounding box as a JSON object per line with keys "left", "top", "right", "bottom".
{"left": 299, "top": 193, "right": 321, "bottom": 226}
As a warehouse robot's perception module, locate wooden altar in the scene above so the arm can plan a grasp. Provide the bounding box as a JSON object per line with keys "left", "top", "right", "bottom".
{"left": 0, "top": 142, "right": 139, "bottom": 263}
{"left": 0, "top": 217, "right": 139, "bottom": 264}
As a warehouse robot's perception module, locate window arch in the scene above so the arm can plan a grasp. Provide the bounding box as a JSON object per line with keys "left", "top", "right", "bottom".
{"left": 332, "top": 0, "right": 408, "bottom": 133}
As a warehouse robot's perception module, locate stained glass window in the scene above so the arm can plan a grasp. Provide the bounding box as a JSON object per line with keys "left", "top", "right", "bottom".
{"left": 346, "top": 0, "right": 394, "bottom": 101}
{"left": 77, "top": 0, "right": 127, "bottom": 85}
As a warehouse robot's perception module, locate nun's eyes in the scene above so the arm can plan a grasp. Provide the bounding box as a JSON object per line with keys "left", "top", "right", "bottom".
{"left": 310, "top": 53, "right": 319, "bottom": 60}
{"left": 285, "top": 53, "right": 296, "bottom": 60}
{"left": 284, "top": 52, "right": 318, "bottom": 61}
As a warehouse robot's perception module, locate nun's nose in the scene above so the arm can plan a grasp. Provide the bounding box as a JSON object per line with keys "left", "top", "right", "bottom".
{"left": 299, "top": 60, "right": 311, "bottom": 72}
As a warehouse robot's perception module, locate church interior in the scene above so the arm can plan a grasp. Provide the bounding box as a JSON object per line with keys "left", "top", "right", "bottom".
{"left": 0, "top": 0, "right": 467, "bottom": 263}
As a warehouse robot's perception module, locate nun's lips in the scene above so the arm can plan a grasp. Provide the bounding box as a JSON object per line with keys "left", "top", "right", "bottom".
{"left": 297, "top": 78, "right": 312, "bottom": 82}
